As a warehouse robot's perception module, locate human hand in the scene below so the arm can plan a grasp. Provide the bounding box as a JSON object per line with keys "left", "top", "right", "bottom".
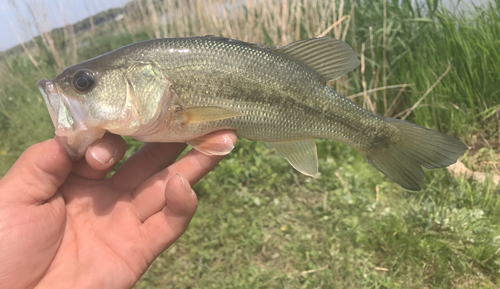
{"left": 0, "top": 131, "right": 237, "bottom": 289}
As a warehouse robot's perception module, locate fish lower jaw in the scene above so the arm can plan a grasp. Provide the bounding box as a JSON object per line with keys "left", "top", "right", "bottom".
{"left": 57, "top": 127, "right": 106, "bottom": 160}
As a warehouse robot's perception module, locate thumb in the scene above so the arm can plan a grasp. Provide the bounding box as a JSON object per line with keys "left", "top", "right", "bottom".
{"left": 0, "top": 137, "right": 73, "bottom": 204}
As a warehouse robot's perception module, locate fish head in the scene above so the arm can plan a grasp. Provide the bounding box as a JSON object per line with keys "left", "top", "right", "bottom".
{"left": 38, "top": 53, "right": 172, "bottom": 160}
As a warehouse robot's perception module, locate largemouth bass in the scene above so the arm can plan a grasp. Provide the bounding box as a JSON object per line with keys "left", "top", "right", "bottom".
{"left": 37, "top": 36, "right": 467, "bottom": 191}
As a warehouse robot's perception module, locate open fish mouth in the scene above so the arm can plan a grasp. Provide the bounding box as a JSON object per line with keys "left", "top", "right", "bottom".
{"left": 37, "top": 79, "right": 105, "bottom": 160}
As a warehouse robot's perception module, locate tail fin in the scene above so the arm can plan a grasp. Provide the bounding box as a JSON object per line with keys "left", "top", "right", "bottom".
{"left": 361, "top": 117, "right": 468, "bottom": 191}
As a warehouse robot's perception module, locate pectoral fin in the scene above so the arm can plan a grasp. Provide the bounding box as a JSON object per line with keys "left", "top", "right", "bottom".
{"left": 265, "top": 139, "right": 318, "bottom": 177}
{"left": 179, "top": 107, "right": 244, "bottom": 124}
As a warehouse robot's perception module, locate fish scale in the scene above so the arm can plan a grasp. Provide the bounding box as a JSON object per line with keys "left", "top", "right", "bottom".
{"left": 37, "top": 36, "right": 467, "bottom": 190}
{"left": 134, "top": 37, "right": 371, "bottom": 145}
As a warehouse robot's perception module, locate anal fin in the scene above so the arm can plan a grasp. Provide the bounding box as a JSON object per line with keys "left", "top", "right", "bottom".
{"left": 265, "top": 139, "right": 318, "bottom": 177}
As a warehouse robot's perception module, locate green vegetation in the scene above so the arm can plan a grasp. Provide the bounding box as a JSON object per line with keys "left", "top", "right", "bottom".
{"left": 1, "top": 0, "right": 499, "bottom": 287}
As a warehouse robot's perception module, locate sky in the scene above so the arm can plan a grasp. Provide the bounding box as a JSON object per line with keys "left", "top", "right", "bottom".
{"left": 0, "top": 0, "right": 494, "bottom": 51}
{"left": 0, "top": 0, "right": 129, "bottom": 51}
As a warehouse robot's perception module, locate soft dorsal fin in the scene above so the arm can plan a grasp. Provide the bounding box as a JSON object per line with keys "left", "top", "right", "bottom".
{"left": 274, "top": 37, "right": 359, "bottom": 82}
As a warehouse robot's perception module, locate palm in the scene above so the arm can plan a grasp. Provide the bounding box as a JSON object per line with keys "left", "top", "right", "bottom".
{"left": 43, "top": 183, "right": 150, "bottom": 288}
{"left": 0, "top": 131, "right": 236, "bottom": 289}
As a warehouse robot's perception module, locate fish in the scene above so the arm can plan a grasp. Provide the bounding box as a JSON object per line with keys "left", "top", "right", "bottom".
{"left": 37, "top": 36, "right": 468, "bottom": 191}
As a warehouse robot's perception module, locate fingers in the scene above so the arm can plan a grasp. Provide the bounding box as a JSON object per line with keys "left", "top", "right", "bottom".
{"left": 133, "top": 177, "right": 166, "bottom": 222}
{"left": 130, "top": 147, "right": 223, "bottom": 222}
{"left": 141, "top": 173, "right": 197, "bottom": 256}
{"left": 70, "top": 133, "right": 127, "bottom": 180}
{"left": 130, "top": 131, "right": 237, "bottom": 221}
{"left": 166, "top": 130, "right": 237, "bottom": 185}
{"left": 159, "top": 130, "right": 237, "bottom": 184}
{"left": 186, "top": 130, "right": 237, "bottom": 155}
{"left": 112, "top": 130, "right": 237, "bottom": 190}
{"left": 0, "top": 138, "right": 72, "bottom": 204}
{"left": 111, "top": 142, "right": 188, "bottom": 190}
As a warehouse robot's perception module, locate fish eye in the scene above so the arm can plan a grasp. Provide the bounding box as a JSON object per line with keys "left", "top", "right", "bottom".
{"left": 72, "top": 70, "right": 95, "bottom": 92}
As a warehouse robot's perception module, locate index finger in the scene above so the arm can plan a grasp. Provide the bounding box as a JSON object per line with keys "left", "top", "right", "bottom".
{"left": 111, "top": 130, "right": 237, "bottom": 190}
{"left": 111, "top": 142, "right": 188, "bottom": 190}
{"left": 129, "top": 131, "right": 237, "bottom": 211}
{"left": 145, "top": 131, "right": 237, "bottom": 188}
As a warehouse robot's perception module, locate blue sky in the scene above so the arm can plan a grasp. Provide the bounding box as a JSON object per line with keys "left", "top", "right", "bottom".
{"left": 0, "top": 0, "right": 493, "bottom": 51}
{"left": 0, "top": 0, "right": 129, "bottom": 51}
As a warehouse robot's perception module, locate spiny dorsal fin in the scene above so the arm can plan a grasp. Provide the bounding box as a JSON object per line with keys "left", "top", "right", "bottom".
{"left": 199, "top": 36, "right": 359, "bottom": 82}
{"left": 199, "top": 35, "right": 270, "bottom": 49}
{"left": 274, "top": 37, "right": 360, "bottom": 82}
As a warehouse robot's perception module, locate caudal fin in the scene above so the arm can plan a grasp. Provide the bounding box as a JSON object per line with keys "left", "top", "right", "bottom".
{"left": 361, "top": 117, "right": 468, "bottom": 191}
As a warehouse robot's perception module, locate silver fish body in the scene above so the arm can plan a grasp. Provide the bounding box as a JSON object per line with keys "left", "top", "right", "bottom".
{"left": 37, "top": 36, "right": 467, "bottom": 190}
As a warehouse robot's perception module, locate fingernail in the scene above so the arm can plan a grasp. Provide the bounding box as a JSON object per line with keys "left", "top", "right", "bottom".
{"left": 90, "top": 141, "right": 115, "bottom": 165}
{"left": 177, "top": 173, "right": 194, "bottom": 195}
{"left": 176, "top": 173, "right": 185, "bottom": 186}
{"left": 221, "top": 135, "right": 235, "bottom": 152}
{"left": 202, "top": 135, "right": 235, "bottom": 156}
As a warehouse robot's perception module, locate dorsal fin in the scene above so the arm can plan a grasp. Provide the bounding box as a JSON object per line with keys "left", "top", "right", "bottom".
{"left": 274, "top": 37, "right": 360, "bottom": 82}
{"left": 198, "top": 36, "right": 359, "bottom": 82}
{"left": 199, "top": 35, "right": 270, "bottom": 49}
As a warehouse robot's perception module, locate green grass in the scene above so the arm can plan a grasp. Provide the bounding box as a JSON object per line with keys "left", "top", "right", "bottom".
{"left": 1, "top": 0, "right": 500, "bottom": 287}
{"left": 135, "top": 139, "right": 500, "bottom": 288}
{"left": 346, "top": 0, "right": 500, "bottom": 136}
